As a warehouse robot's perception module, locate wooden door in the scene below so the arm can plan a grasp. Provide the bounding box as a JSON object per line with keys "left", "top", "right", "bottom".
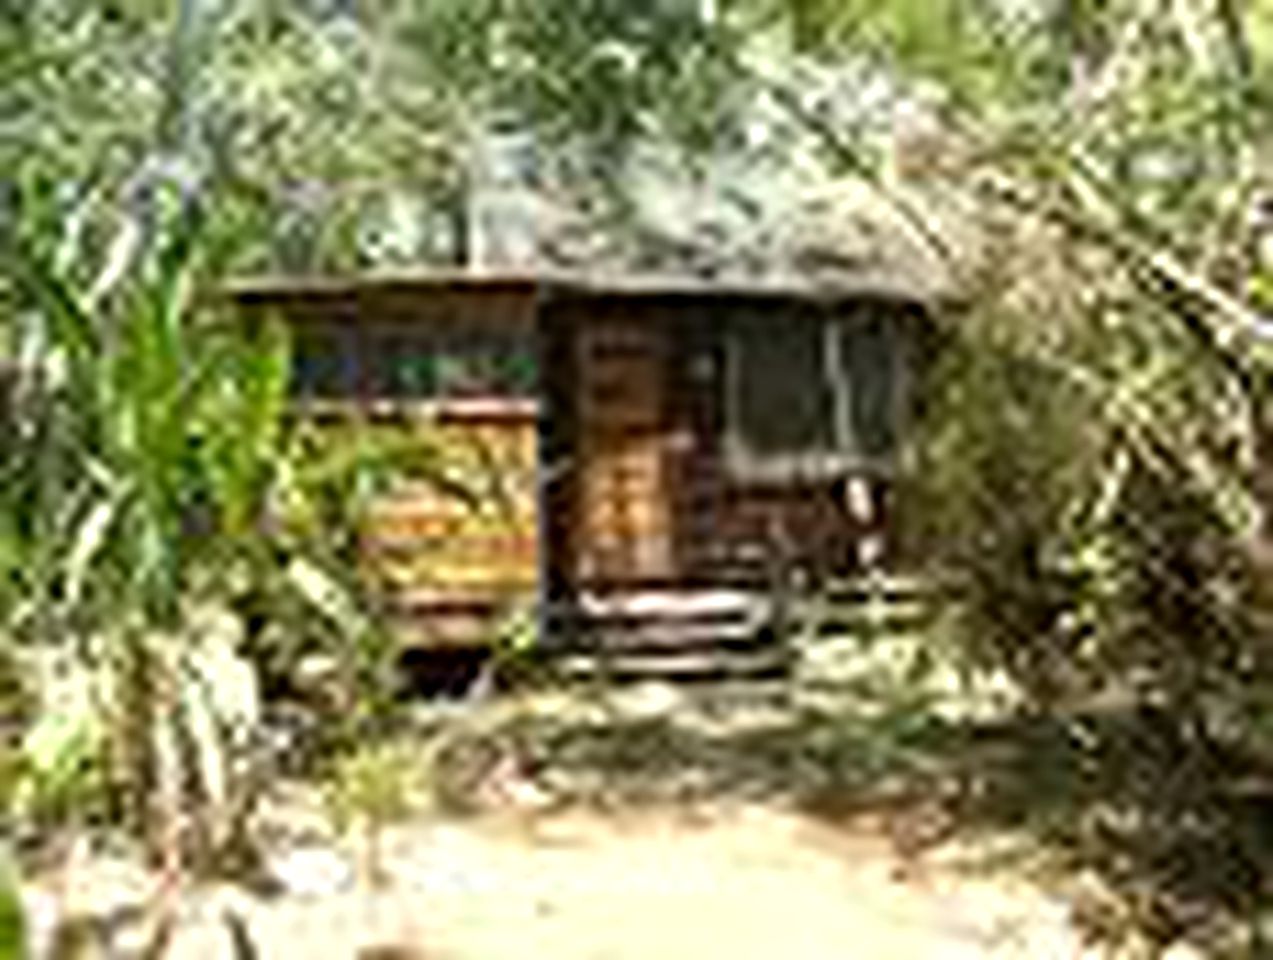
{"left": 573, "top": 315, "right": 672, "bottom": 585}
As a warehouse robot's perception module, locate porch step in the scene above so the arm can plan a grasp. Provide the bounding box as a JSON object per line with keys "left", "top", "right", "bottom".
{"left": 549, "top": 589, "right": 790, "bottom": 684}
{"left": 386, "top": 576, "right": 934, "bottom": 693}
{"left": 792, "top": 574, "right": 933, "bottom": 637}
{"left": 553, "top": 646, "right": 792, "bottom": 684}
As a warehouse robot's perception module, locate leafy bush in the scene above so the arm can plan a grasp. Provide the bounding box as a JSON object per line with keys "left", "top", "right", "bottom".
{"left": 906, "top": 245, "right": 1264, "bottom": 719}
{"left": 324, "top": 742, "right": 418, "bottom": 887}
{"left": 0, "top": 169, "right": 405, "bottom": 870}
{"left": 0, "top": 849, "right": 24, "bottom": 960}
{"left": 899, "top": 238, "right": 1273, "bottom": 952}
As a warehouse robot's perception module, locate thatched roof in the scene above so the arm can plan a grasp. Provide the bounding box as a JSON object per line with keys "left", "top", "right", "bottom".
{"left": 234, "top": 123, "right": 970, "bottom": 306}
{"left": 458, "top": 145, "right": 961, "bottom": 304}
{"left": 232, "top": 185, "right": 960, "bottom": 308}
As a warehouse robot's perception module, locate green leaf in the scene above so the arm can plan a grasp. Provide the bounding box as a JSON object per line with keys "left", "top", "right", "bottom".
{"left": 286, "top": 557, "right": 371, "bottom": 641}
{"left": 63, "top": 493, "right": 122, "bottom": 609}
{"left": 18, "top": 662, "right": 103, "bottom": 815}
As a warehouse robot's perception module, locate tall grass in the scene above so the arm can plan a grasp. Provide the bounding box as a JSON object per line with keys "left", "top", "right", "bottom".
{"left": 1, "top": 161, "right": 403, "bottom": 881}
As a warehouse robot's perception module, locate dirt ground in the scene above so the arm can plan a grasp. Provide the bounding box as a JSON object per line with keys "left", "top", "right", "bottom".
{"left": 29, "top": 802, "right": 1115, "bottom": 960}
{"left": 21, "top": 683, "right": 1210, "bottom": 960}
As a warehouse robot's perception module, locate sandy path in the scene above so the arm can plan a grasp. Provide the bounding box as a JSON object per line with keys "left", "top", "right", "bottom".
{"left": 146, "top": 805, "right": 1096, "bottom": 959}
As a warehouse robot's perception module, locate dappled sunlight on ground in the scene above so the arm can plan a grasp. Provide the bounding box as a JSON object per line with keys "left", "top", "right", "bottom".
{"left": 18, "top": 684, "right": 1232, "bottom": 959}
{"left": 28, "top": 803, "right": 1106, "bottom": 959}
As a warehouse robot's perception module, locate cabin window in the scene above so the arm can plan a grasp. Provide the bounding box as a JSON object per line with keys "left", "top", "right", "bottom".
{"left": 841, "top": 316, "right": 901, "bottom": 458}
{"left": 291, "top": 322, "right": 537, "bottom": 405}
{"left": 292, "top": 325, "right": 356, "bottom": 398}
{"left": 366, "top": 330, "right": 537, "bottom": 401}
{"left": 375, "top": 333, "right": 437, "bottom": 397}
{"left": 726, "top": 307, "right": 902, "bottom": 479}
{"left": 733, "top": 313, "right": 835, "bottom": 456}
{"left": 427, "top": 335, "right": 538, "bottom": 399}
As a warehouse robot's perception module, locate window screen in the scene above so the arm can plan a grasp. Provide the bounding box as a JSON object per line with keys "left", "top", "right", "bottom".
{"left": 732, "top": 311, "right": 835, "bottom": 457}
{"left": 290, "top": 324, "right": 538, "bottom": 403}
{"left": 363, "top": 328, "right": 537, "bottom": 400}
{"left": 727, "top": 307, "right": 901, "bottom": 472}
{"left": 841, "top": 316, "right": 898, "bottom": 458}
{"left": 291, "top": 326, "right": 352, "bottom": 398}
{"left": 376, "top": 333, "right": 437, "bottom": 397}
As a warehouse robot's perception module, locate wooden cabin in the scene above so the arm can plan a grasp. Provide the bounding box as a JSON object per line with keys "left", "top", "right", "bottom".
{"left": 231, "top": 270, "right": 933, "bottom": 682}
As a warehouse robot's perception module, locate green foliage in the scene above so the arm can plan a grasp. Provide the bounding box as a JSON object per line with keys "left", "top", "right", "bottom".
{"left": 13, "top": 664, "right": 107, "bottom": 824}
{"left": 0, "top": 0, "right": 757, "bottom": 275}
{"left": 0, "top": 85, "right": 402, "bottom": 864}
{"left": 324, "top": 742, "right": 416, "bottom": 837}
{"left": 847, "top": 1, "right": 1273, "bottom": 950}
{"left": 4, "top": 0, "right": 1273, "bottom": 948}
{"left": 0, "top": 650, "right": 31, "bottom": 812}
{"left": 323, "top": 741, "right": 417, "bottom": 886}
{"left": 0, "top": 849, "right": 23, "bottom": 960}
{"left": 910, "top": 301, "right": 1257, "bottom": 708}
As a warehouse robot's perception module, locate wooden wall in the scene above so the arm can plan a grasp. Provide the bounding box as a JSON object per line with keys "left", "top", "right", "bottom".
{"left": 551, "top": 297, "right": 900, "bottom": 597}
{"left": 246, "top": 284, "right": 543, "bottom": 647}
{"left": 361, "top": 405, "right": 539, "bottom": 645}
{"left": 243, "top": 283, "right": 915, "bottom": 652}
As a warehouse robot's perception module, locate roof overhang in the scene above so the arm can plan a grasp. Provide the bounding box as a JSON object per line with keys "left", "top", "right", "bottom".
{"left": 223, "top": 267, "right": 948, "bottom": 312}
